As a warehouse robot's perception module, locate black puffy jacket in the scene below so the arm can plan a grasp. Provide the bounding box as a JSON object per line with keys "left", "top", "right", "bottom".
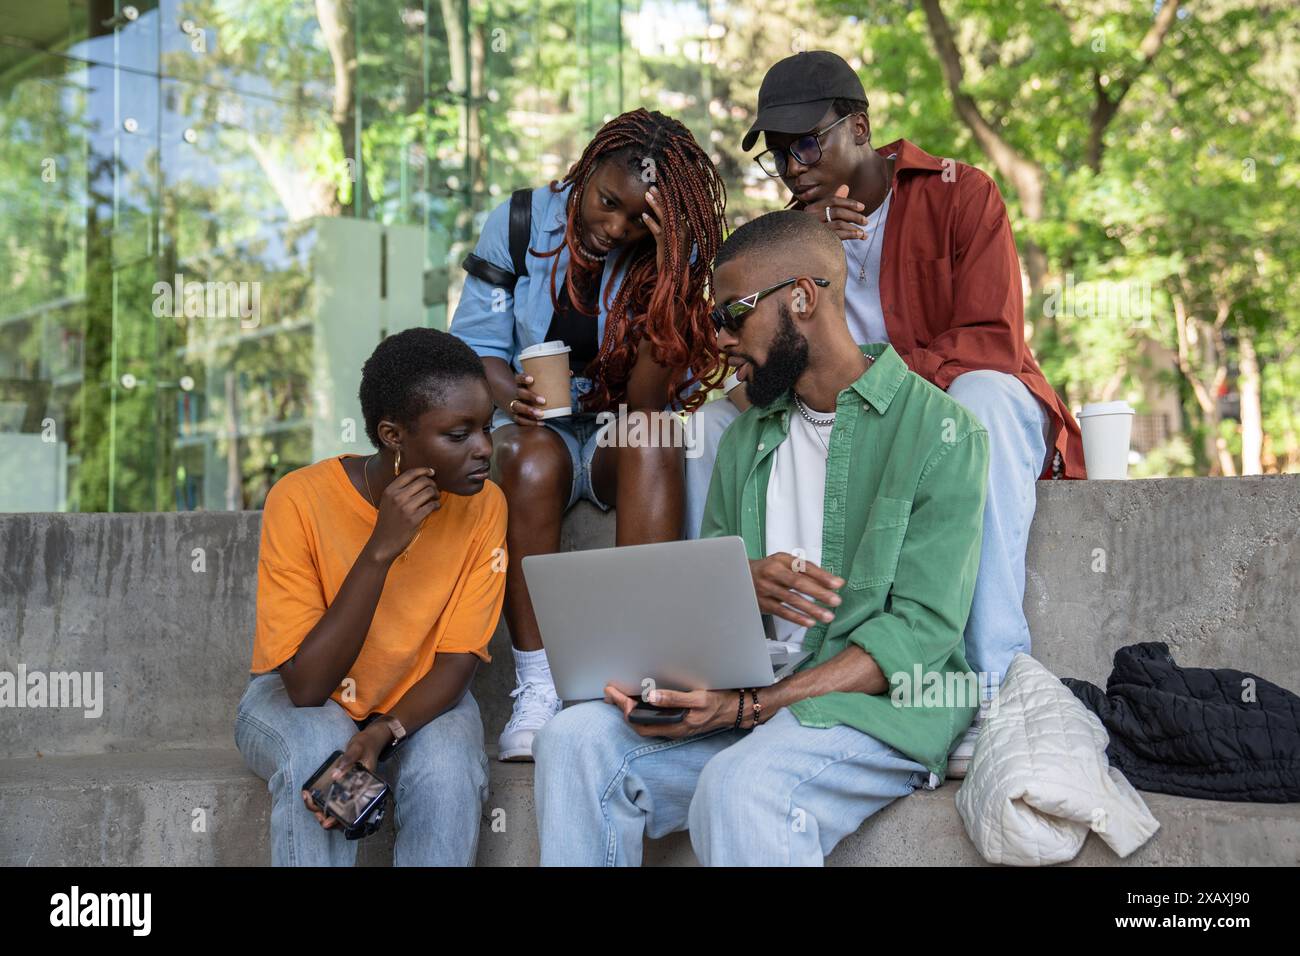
{"left": 1062, "top": 642, "right": 1300, "bottom": 803}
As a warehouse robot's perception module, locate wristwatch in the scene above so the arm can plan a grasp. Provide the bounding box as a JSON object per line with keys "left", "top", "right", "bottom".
{"left": 375, "top": 713, "right": 408, "bottom": 762}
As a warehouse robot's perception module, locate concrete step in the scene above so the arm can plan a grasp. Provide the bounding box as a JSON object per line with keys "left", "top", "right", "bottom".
{"left": 0, "top": 749, "right": 530, "bottom": 867}
{"left": 3, "top": 749, "right": 1297, "bottom": 866}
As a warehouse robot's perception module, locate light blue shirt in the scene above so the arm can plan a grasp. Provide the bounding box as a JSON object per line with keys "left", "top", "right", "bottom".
{"left": 842, "top": 188, "right": 892, "bottom": 346}
{"left": 450, "top": 183, "right": 630, "bottom": 406}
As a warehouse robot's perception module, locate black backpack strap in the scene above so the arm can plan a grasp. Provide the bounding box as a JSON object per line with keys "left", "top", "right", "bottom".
{"left": 460, "top": 187, "right": 533, "bottom": 289}
{"left": 508, "top": 187, "right": 532, "bottom": 280}
{"left": 460, "top": 252, "right": 516, "bottom": 288}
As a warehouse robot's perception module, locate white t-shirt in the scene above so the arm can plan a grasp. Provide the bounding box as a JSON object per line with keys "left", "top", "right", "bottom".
{"left": 842, "top": 173, "right": 894, "bottom": 346}
{"left": 764, "top": 405, "right": 835, "bottom": 650}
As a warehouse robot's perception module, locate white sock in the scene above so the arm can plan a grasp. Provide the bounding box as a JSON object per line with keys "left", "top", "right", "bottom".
{"left": 513, "top": 647, "right": 553, "bottom": 688}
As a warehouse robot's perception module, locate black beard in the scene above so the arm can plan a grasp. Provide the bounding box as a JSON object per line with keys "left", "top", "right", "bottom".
{"left": 745, "top": 303, "right": 809, "bottom": 408}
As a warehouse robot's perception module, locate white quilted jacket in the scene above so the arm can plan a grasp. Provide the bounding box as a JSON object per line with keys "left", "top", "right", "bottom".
{"left": 955, "top": 653, "right": 1161, "bottom": 866}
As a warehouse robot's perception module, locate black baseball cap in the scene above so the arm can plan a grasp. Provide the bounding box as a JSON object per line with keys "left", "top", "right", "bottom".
{"left": 742, "top": 51, "right": 868, "bottom": 152}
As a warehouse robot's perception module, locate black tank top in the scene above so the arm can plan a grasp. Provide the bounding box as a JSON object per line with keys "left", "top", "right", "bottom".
{"left": 545, "top": 276, "right": 600, "bottom": 376}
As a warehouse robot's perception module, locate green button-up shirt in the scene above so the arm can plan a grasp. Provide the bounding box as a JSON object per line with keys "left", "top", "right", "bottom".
{"left": 700, "top": 343, "right": 990, "bottom": 775}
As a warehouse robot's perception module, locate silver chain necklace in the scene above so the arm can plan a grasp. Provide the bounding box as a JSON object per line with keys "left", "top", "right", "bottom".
{"left": 792, "top": 393, "right": 834, "bottom": 456}
{"left": 790, "top": 354, "right": 875, "bottom": 453}
{"left": 793, "top": 392, "right": 835, "bottom": 427}
{"left": 849, "top": 188, "right": 891, "bottom": 282}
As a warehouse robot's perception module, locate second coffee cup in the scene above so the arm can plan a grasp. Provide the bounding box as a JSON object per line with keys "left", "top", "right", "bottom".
{"left": 519, "top": 341, "right": 573, "bottom": 419}
{"left": 723, "top": 370, "right": 751, "bottom": 412}
{"left": 1078, "top": 400, "right": 1135, "bottom": 479}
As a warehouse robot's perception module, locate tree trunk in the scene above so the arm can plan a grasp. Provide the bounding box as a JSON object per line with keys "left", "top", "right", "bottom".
{"left": 317, "top": 0, "right": 360, "bottom": 214}
{"left": 1209, "top": 319, "right": 1238, "bottom": 477}
{"left": 469, "top": 22, "right": 486, "bottom": 196}
{"left": 441, "top": 0, "right": 468, "bottom": 98}
{"left": 918, "top": 0, "right": 1049, "bottom": 315}
{"left": 1173, "top": 293, "right": 1235, "bottom": 476}
{"left": 1084, "top": 0, "right": 1182, "bottom": 172}
{"left": 1237, "top": 323, "right": 1263, "bottom": 475}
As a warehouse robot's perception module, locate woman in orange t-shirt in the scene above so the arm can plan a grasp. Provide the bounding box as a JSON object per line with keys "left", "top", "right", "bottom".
{"left": 235, "top": 328, "right": 506, "bottom": 866}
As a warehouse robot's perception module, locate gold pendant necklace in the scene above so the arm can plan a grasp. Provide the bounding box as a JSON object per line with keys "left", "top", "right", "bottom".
{"left": 363, "top": 453, "right": 378, "bottom": 507}
{"left": 364, "top": 453, "right": 421, "bottom": 560}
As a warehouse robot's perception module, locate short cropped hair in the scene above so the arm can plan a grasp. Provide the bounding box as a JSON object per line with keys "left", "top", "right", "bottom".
{"left": 714, "top": 210, "right": 846, "bottom": 291}
{"left": 832, "top": 97, "right": 870, "bottom": 120}
{"left": 358, "top": 327, "right": 487, "bottom": 448}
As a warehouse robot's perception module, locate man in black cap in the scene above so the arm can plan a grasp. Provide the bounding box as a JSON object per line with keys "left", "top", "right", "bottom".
{"left": 684, "top": 49, "right": 1085, "bottom": 781}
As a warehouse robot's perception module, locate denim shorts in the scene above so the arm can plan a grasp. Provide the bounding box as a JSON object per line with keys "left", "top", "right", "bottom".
{"left": 491, "top": 405, "right": 613, "bottom": 512}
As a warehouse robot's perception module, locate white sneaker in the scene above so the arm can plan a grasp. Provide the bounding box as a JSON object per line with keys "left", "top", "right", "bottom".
{"left": 498, "top": 680, "right": 562, "bottom": 762}
{"left": 945, "top": 717, "right": 983, "bottom": 780}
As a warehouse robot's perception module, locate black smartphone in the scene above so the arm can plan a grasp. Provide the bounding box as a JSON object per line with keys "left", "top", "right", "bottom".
{"left": 627, "top": 697, "right": 687, "bottom": 724}
{"left": 302, "top": 750, "right": 390, "bottom": 830}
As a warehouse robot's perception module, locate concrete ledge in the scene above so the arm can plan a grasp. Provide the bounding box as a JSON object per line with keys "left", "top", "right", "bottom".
{"left": 0, "top": 751, "right": 533, "bottom": 867}
{"left": 4, "top": 751, "right": 1297, "bottom": 866}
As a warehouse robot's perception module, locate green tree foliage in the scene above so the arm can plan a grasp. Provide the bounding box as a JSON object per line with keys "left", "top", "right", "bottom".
{"left": 817, "top": 0, "right": 1299, "bottom": 474}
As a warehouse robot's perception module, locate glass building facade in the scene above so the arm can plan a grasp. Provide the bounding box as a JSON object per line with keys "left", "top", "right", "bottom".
{"left": 1, "top": 0, "right": 790, "bottom": 512}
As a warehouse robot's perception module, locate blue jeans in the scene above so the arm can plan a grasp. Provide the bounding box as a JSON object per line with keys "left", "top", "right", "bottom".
{"left": 234, "top": 672, "right": 489, "bottom": 866}
{"left": 944, "top": 370, "right": 1051, "bottom": 699}
{"left": 490, "top": 406, "right": 613, "bottom": 511}
{"left": 533, "top": 700, "right": 929, "bottom": 866}
{"left": 684, "top": 370, "right": 1050, "bottom": 700}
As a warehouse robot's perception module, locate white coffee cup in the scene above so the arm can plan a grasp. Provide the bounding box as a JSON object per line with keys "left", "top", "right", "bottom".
{"left": 1078, "top": 401, "right": 1135, "bottom": 479}
{"left": 722, "top": 370, "right": 751, "bottom": 412}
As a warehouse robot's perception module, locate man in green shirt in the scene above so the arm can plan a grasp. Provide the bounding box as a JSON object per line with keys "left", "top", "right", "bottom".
{"left": 534, "top": 211, "right": 989, "bottom": 865}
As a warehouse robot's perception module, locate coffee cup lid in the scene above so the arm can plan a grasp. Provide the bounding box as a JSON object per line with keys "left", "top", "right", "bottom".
{"left": 1078, "top": 400, "right": 1135, "bottom": 418}
{"left": 723, "top": 371, "right": 743, "bottom": 392}
{"left": 519, "top": 340, "right": 571, "bottom": 360}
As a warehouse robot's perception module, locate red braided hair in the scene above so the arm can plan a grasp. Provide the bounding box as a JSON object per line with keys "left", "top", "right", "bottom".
{"left": 533, "top": 108, "right": 727, "bottom": 412}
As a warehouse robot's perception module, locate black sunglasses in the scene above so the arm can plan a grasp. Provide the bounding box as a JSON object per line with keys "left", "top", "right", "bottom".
{"left": 710, "top": 276, "right": 831, "bottom": 334}
{"left": 754, "top": 113, "right": 853, "bottom": 179}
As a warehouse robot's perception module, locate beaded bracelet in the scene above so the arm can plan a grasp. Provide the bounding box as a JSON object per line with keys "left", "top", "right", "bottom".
{"left": 751, "top": 688, "right": 762, "bottom": 728}
{"left": 734, "top": 688, "right": 745, "bottom": 729}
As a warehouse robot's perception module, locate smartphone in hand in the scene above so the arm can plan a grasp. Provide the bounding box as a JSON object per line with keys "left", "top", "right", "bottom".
{"left": 627, "top": 699, "right": 687, "bottom": 725}
{"left": 302, "top": 750, "right": 390, "bottom": 831}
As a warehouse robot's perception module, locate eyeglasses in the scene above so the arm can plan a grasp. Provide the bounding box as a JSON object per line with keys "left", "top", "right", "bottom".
{"left": 754, "top": 113, "right": 853, "bottom": 179}
{"left": 710, "top": 276, "right": 831, "bottom": 334}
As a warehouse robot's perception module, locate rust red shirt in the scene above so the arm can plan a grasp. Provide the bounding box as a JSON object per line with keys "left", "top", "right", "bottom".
{"left": 871, "top": 139, "right": 1085, "bottom": 479}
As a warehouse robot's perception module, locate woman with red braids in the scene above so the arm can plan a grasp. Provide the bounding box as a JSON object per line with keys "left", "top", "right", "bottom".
{"left": 451, "top": 109, "right": 728, "bottom": 760}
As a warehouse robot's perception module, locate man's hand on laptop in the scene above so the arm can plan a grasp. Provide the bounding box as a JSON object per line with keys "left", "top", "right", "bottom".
{"left": 749, "top": 553, "right": 843, "bottom": 628}
{"left": 605, "top": 684, "right": 742, "bottom": 739}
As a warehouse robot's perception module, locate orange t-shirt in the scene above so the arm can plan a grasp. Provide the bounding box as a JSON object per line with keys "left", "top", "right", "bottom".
{"left": 251, "top": 454, "right": 507, "bottom": 719}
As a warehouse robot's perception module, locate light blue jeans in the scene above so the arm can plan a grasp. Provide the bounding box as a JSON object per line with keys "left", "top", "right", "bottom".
{"left": 684, "top": 370, "right": 1051, "bottom": 701}
{"left": 533, "top": 699, "right": 930, "bottom": 866}
{"left": 490, "top": 407, "right": 613, "bottom": 511}
{"left": 234, "top": 671, "right": 489, "bottom": 866}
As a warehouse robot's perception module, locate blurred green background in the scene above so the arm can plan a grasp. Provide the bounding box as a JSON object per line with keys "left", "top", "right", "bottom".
{"left": 0, "top": 0, "right": 1295, "bottom": 512}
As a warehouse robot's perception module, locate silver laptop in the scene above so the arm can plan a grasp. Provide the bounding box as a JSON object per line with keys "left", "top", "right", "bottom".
{"left": 522, "top": 536, "right": 813, "bottom": 701}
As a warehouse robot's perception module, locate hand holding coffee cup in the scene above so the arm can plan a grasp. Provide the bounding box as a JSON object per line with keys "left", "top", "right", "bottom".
{"left": 512, "top": 341, "right": 574, "bottom": 425}
{"left": 506, "top": 371, "right": 547, "bottom": 426}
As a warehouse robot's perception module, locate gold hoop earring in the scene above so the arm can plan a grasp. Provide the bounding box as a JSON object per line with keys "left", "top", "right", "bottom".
{"left": 393, "top": 447, "right": 401, "bottom": 476}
